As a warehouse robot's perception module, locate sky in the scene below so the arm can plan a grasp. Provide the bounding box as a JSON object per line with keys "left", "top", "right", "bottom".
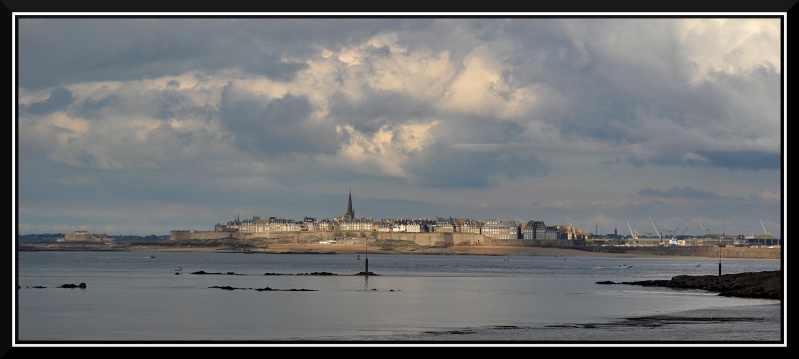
{"left": 13, "top": 14, "right": 785, "bottom": 238}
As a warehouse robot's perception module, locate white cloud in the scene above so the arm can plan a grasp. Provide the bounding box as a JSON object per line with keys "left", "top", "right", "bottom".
{"left": 335, "top": 120, "right": 438, "bottom": 179}
{"left": 676, "top": 18, "right": 781, "bottom": 85}
{"left": 440, "top": 46, "right": 539, "bottom": 119}
{"left": 759, "top": 189, "right": 780, "bottom": 201}
{"left": 549, "top": 200, "right": 575, "bottom": 209}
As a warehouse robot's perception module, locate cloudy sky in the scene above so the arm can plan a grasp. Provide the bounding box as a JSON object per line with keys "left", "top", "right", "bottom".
{"left": 13, "top": 14, "right": 784, "bottom": 238}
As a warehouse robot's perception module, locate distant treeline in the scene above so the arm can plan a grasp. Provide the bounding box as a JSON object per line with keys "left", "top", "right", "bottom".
{"left": 17, "top": 233, "right": 169, "bottom": 243}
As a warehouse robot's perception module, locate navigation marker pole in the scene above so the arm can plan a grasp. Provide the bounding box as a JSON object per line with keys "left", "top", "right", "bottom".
{"left": 364, "top": 239, "right": 369, "bottom": 274}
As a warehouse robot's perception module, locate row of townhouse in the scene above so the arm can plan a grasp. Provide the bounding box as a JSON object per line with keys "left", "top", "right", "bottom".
{"left": 215, "top": 215, "right": 586, "bottom": 241}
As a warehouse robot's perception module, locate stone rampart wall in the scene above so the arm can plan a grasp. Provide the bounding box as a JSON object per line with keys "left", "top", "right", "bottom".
{"left": 168, "top": 230, "right": 778, "bottom": 259}
{"left": 171, "top": 229, "right": 580, "bottom": 247}
{"left": 170, "top": 230, "right": 233, "bottom": 241}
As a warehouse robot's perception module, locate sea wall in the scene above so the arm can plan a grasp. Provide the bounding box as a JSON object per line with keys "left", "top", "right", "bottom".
{"left": 633, "top": 246, "right": 781, "bottom": 259}
{"left": 170, "top": 230, "right": 234, "bottom": 241}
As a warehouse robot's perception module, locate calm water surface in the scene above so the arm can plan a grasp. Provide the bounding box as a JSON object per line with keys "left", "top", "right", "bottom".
{"left": 14, "top": 251, "right": 783, "bottom": 344}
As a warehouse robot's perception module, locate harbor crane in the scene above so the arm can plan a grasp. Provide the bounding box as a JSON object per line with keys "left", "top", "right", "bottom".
{"left": 760, "top": 218, "right": 771, "bottom": 236}
{"left": 625, "top": 220, "right": 639, "bottom": 245}
{"left": 649, "top": 218, "right": 662, "bottom": 241}
{"left": 697, "top": 218, "right": 709, "bottom": 235}
{"left": 664, "top": 228, "right": 678, "bottom": 238}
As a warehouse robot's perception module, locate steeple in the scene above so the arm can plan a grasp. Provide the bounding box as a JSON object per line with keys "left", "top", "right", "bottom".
{"left": 346, "top": 189, "right": 355, "bottom": 219}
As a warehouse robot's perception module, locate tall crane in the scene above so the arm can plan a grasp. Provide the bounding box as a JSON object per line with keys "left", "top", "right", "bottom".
{"left": 664, "top": 228, "right": 678, "bottom": 238}
{"left": 760, "top": 218, "right": 770, "bottom": 236}
{"left": 650, "top": 218, "right": 662, "bottom": 243}
{"left": 696, "top": 217, "right": 710, "bottom": 246}
{"left": 697, "top": 218, "right": 709, "bottom": 236}
{"left": 626, "top": 220, "right": 639, "bottom": 245}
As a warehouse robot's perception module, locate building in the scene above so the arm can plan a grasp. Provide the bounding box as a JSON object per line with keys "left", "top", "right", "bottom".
{"left": 481, "top": 220, "right": 520, "bottom": 240}
{"left": 457, "top": 218, "right": 482, "bottom": 234}
{"left": 433, "top": 217, "right": 456, "bottom": 233}
{"left": 523, "top": 220, "right": 548, "bottom": 240}
{"left": 338, "top": 218, "right": 374, "bottom": 231}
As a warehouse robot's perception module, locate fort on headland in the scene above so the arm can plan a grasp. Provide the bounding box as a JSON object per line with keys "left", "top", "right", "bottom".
{"left": 58, "top": 230, "right": 114, "bottom": 244}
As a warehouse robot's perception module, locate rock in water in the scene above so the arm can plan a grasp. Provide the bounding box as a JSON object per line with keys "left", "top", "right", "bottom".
{"left": 597, "top": 270, "right": 782, "bottom": 300}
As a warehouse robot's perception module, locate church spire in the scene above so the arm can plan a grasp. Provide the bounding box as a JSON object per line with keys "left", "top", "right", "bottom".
{"left": 346, "top": 189, "right": 355, "bottom": 219}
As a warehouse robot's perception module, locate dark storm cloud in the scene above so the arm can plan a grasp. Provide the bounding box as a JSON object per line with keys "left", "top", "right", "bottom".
{"left": 152, "top": 89, "right": 213, "bottom": 121}
{"left": 499, "top": 18, "right": 779, "bottom": 160}
{"left": 17, "top": 17, "right": 415, "bottom": 92}
{"left": 243, "top": 59, "right": 309, "bottom": 83}
{"left": 696, "top": 150, "right": 781, "bottom": 170}
{"left": 626, "top": 150, "right": 780, "bottom": 170}
{"left": 219, "top": 85, "right": 341, "bottom": 156}
{"left": 327, "top": 89, "right": 435, "bottom": 135}
{"left": 637, "top": 186, "right": 720, "bottom": 199}
{"left": 71, "top": 150, "right": 100, "bottom": 167}
{"left": 404, "top": 142, "right": 551, "bottom": 188}
{"left": 626, "top": 156, "right": 647, "bottom": 168}
{"left": 70, "top": 87, "right": 213, "bottom": 125}
{"left": 235, "top": 17, "right": 414, "bottom": 51}
{"left": 73, "top": 94, "right": 124, "bottom": 119}
{"left": 18, "top": 18, "right": 227, "bottom": 90}
{"left": 21, "top": 86, "right": 74, "bottom": 115}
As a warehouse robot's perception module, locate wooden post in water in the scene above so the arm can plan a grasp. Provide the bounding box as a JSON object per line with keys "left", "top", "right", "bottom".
{"left": 718, "top": 237, "right": 722, "bottom": 276}
{"left": 364, "top": 240, "right": 369, "bottom": 274}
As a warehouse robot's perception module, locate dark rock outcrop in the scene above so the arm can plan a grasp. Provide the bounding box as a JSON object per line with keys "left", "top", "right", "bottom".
{"left": 59, "top": 283, "right": 87, "bottom": 289}
{"left": 209, "top": 285, "right": 317, "bottom": 292}
{"left": 298, "top": 272, "right": 337, "bottom": 276}
{"left": 597, "top": 270, "right": 782, "bottom": 300}
{"left": 191, "top": 271, "right": 243, "bottom": 275}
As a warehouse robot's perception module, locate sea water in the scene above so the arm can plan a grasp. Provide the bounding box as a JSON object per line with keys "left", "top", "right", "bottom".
{"left": 14, "top": 251, "right": 783, "bottom": 345}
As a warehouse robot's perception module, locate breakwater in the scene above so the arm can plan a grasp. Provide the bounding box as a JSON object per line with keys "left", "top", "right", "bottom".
{"left": 580, "top": 245, "right": 781, "bottom": 260}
